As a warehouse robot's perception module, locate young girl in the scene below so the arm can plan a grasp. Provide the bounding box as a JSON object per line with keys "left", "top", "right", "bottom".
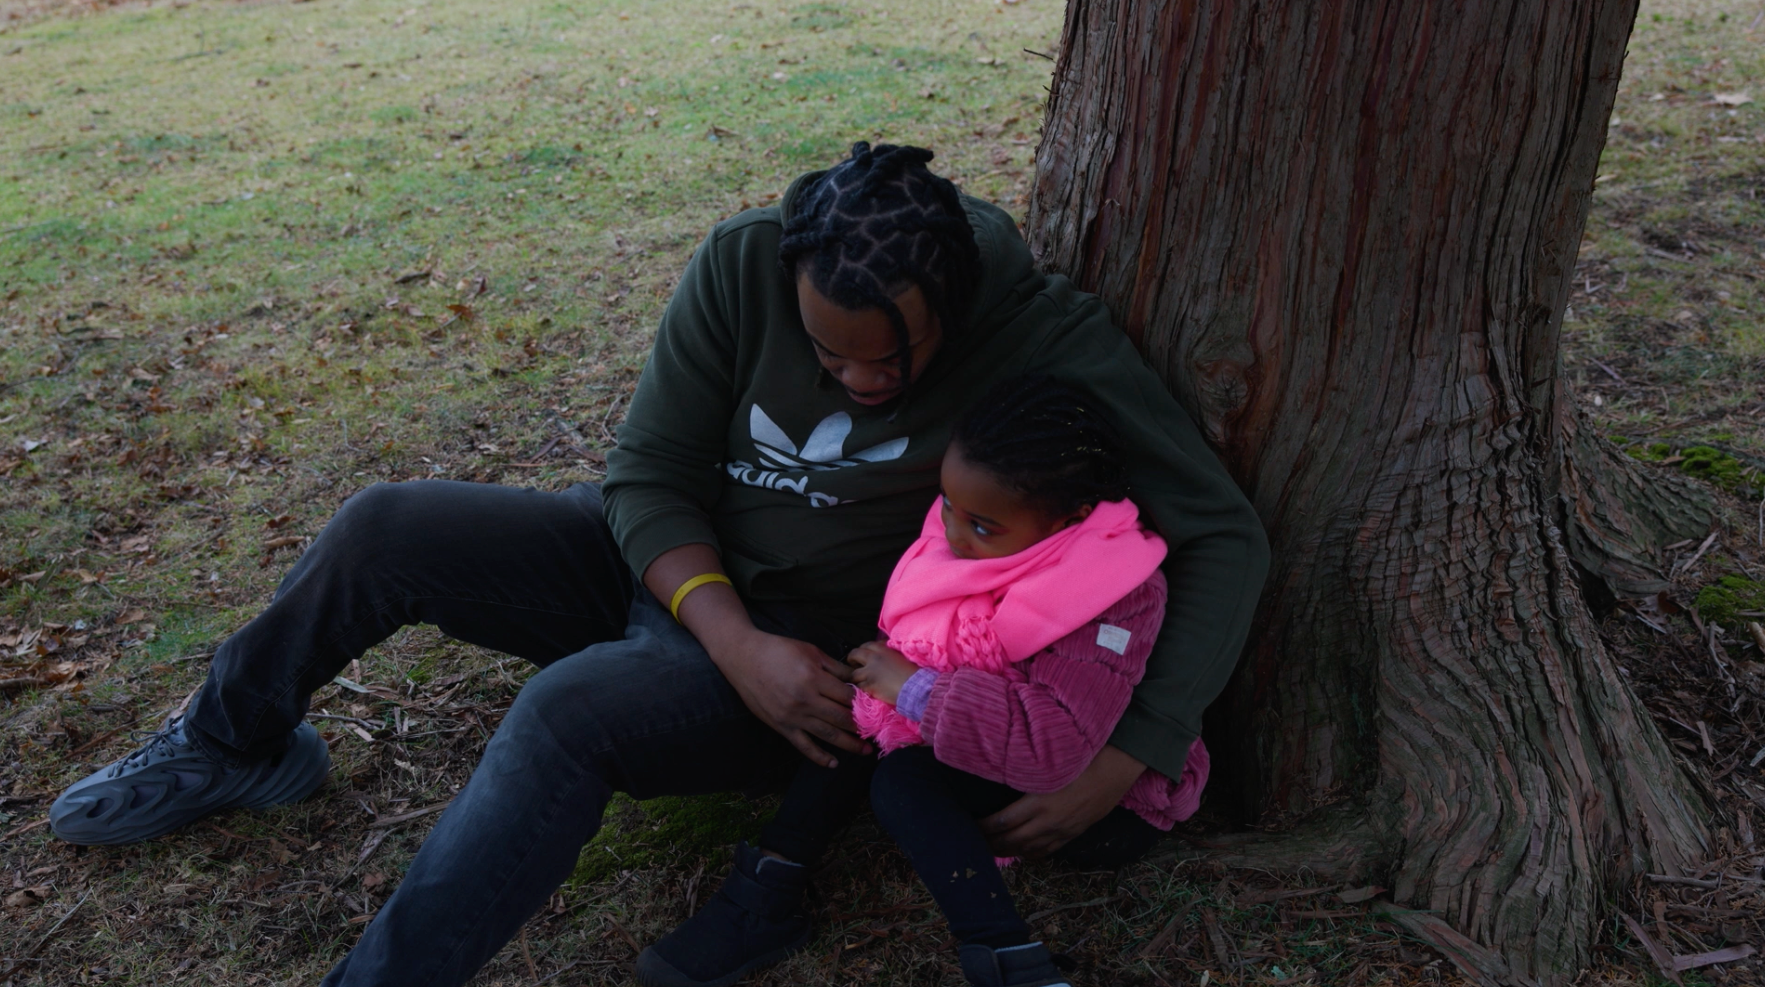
{"left": 847, "top": 374, "right": 1205, "bottom": 987}
{"left": 637, "top": 375, "right": 1209, "bottom": 987}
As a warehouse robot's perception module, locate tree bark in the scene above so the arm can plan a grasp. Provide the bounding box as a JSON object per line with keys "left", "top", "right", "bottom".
{"left": 1026, "top": 2, "right": 1715, "bottom": 983}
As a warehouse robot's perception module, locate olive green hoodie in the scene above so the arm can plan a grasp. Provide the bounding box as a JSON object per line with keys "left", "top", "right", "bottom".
{"left": 603, "top": 172, "right": 1269, "bottom": 782}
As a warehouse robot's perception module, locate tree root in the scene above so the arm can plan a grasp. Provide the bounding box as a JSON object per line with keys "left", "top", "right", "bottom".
{"left": 1171, "top": 803, "right": 1383, "bottom": 884}
{"left": 1558, "top": 403, "right": 1715, "bottom": 599}
{"left": 1172, "top": 806, "right": 1531, "bottom": 987}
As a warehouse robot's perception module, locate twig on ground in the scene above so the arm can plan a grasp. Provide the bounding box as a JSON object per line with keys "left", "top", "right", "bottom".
{"left": 1647, "top": 872, "right": 1765, "bottom": 888}
{"left": 536, "top": 959, "right": 581, "bottom": 984}
{"left": 0, "top": 817, "right": 48, "bottom": 841}
{"left": 605, "top": 918, "right": 642, "bottom": 955}
{"left": 368, "top": 799, "right": 453, "bottom": 829}
{"left": 0, "top": 676, "right": 51, "bottom": 693}
{"left": 520, "top": 929, "right": 539, "bottom": 980}
{"left": 1026, "top": 895, "right": 1118, "bottom": 923}
{"left": 1673, "top": 944, "right": 1757, "bottom": 972}
{"left": 1671, "top": 530, "right": 1720, "bottom": 577}
{"left": 307, "top": 712, "right": 379, "bottom": 728}
{"left": 1591, "top": 358, "right": 1626, "bottom": 384}
{"left": 0, "top": 893, "right": 89, "bottom": 979}
{"left": 1138, "top": 900, "right": 1195, "bottom": 959}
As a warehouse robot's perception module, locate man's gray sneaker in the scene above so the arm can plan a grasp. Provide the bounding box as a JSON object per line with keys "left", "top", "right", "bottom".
{"left": 49, "top": 716, "right": 330, "bottom": 845}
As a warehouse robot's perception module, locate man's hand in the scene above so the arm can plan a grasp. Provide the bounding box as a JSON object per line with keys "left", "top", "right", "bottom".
{"left": 711, "top": 627, "right": 868, "bottom": 768}
{"left": 847, "top": 641, "right": 917, "bottom": 704}
{"left": 980, "top": 744, "right": 1146, "bottom": 857}
{"left": 644, "top": 543, "right": 867, "bottom": 769}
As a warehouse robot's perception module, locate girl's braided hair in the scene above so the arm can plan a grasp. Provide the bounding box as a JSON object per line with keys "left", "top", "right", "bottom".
{"left": 952, "top": 374, "right": 1131, "bottom": 518}
{"left": 777, "top": 141, "right": 981, "bottom": 390}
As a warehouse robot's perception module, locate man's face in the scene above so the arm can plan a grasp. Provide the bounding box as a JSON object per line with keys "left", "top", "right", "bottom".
{"left": 796, "top": 274, "right": 943, "bottom": 407}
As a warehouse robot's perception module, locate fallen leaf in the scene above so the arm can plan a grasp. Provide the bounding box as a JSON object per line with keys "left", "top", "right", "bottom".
{"left": 264, "top": 514, "right": 296, "bottom": 529}
{"left": 120, "top": 535, "right": 152, "bottom": 553}
{"left": 116, "top": 608, "right": 149, "bottom": 625}
{"left": 263, "top": 535, "right": 306, "bottom": 550}
{"left": 18, "top": 571, "right": 46, "bottom": 583}
{"left": 4, "top": 886, "right": 50, "bottom": 909}
{"left": 362, "top": 872, "right": 386, "bottom": 889}
{"left": 69, "top": 568, "right": 105, "bottom": 585}
{"left": 1337, "top": 885, "right": 1386, "bottom": 904}
{"left": 1713, "top": 92, "right": 1752, "bottom": 106}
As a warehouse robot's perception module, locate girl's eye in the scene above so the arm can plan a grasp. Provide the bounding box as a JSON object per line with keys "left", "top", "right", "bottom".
{"left": 971, "top": 522, "right": 992, "bottom": 537}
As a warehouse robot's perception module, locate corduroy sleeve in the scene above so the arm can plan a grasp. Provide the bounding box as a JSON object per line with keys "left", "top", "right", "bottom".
{"left": 1023, "top": 283, "right": 1270, "bottom": 783}
{"left": 918, "top": 572, "right": 1167, "bottom": 793}
{"left": 602, "top": 230, "right": 739, "bottom": 581}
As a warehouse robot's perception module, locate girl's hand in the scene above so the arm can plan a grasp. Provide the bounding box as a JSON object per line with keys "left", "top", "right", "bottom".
{"left": 847, "top": 642, "right": 917, "bottom": 705}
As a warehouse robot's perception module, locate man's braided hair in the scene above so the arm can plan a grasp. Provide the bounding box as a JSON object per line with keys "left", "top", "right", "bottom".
{"left": 952, "top": 374, "right": 1130, "bottom": 518}
{"left": 778, "top": 141, "right": 981, "bottom": 392}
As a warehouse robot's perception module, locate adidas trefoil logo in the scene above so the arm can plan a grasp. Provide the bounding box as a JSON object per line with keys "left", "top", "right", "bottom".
{"left": 749, "top": 406, "right": 907, "bottom": 471}
{"left": 726, "top": 405, "right": 908, "bottom": 507}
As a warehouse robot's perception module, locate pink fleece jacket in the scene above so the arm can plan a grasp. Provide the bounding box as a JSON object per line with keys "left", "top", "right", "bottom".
{"left": 855, "top": 500, "right": 1209, "bottom": 830}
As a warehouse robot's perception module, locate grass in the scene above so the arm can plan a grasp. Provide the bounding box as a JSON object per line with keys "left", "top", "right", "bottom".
{"left": 0, "top": 0, "right": 1760, "bottom": 985}
{"left": 1568, "top": 0, "right": 1765, "bottom": 459}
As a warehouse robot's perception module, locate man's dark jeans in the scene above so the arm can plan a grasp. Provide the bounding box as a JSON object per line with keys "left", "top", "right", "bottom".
{"left": 182, "top": 480, "right": 866, "bottom": 987}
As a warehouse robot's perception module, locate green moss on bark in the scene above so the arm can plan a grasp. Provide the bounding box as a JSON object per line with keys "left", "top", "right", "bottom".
{"left": 1621, "top": 442, "right": 1762, "bottom": 498}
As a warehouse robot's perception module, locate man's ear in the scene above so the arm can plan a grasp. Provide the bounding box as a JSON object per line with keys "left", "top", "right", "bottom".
{"left": 1060, "top": 503, "right": 1095, "bottom": 529}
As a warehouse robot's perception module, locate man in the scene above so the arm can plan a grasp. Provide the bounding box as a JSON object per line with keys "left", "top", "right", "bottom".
{"left": 50, "top": 143, "right": 1268, "bottom": 987}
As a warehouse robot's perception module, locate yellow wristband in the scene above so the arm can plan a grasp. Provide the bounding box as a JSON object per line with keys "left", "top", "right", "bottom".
{"left": 669, "top": 572, "right": 733, "bottom": 622}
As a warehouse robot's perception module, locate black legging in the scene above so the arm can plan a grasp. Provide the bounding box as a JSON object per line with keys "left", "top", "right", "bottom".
{"left": 860, "top": 745, "right": 1163, "bottom": 949}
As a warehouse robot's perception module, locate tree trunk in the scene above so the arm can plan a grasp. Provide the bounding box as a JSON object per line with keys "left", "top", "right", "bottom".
{"left": 1026, "top": 2, "right": 1715, "bottom": 983}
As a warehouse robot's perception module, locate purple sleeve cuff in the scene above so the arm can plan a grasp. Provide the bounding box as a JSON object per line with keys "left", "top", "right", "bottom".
{"left": 895, "top": 669, "right": 940, "bottom": 722}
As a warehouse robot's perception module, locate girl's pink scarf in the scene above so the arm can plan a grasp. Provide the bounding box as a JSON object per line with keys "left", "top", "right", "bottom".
{"left": 854, "top": 498, "right": 1168, "bottom": 753}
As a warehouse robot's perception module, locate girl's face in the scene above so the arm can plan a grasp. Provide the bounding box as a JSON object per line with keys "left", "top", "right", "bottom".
{"left": 797, "top": 275, "right": 943, "bottom": 407}
{"left": 938, "top": 443, "right": 1092, "bottom": 560}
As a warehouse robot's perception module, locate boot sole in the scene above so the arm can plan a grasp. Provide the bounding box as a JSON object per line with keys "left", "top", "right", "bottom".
{"left": 633, "top": 926, "right": 813, "bottom": 987}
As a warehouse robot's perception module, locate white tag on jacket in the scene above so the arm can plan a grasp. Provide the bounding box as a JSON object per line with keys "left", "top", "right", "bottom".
{"left": 1095, "top": 624, "right": 1132, "bottom": 655}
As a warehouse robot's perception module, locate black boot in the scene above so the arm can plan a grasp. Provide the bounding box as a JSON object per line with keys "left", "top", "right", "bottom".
{"left": 959, "top": 942, "right": 1073, "bottom": 987}
{"left": 635, "top": 842, "right": 812, "bottom": 987}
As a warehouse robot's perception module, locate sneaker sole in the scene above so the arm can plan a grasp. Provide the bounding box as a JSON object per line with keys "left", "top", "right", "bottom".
{"left": 50, "top": 724, "right": 331, "bottom": 846}
{"left": 238, "top": 723, "right": 331, "bottom": 809}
